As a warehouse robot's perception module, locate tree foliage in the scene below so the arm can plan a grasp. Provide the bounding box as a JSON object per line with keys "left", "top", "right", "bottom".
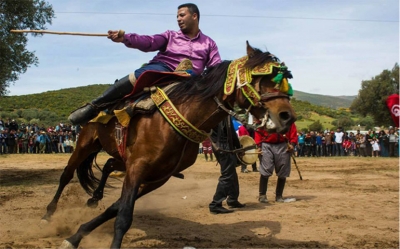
{"left": 332, "top": 116, "right": 355, "bottom": 131}
{"left": 0, "top": 0, "right": 54, "bottom": 96}
{"left": 290, "top": 98, "right": 350, "bottom": 120}
{"left": 357, "top": 116, "right": 375, "bottom": 130}
{"left": 350, "top": 63, "right": 399, "bottom": 126}
{"left": 308, "top": 120, "right": 324, "bottom": 132}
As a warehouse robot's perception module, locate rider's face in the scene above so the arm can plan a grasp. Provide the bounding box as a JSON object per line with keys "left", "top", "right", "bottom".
{"left": 177, "top": 7, "right": 197, "bottom": 33}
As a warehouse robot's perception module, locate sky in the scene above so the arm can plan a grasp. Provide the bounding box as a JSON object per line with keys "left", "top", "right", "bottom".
{"left": 7, "top": 0, "right": 399, "bottom": 96}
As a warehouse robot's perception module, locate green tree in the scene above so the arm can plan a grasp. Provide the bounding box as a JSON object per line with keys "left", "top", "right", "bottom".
{"left": 0, "top": 0, "right": 55, "bottom": 96}
{"left": 350, "top": 64, "right": 399, "bottom": 126}
{"left": 22, "top": 109, "right": 39, "bottom": 120}
{"left": 332, "top": 116, "right": 355, "bottom": 131}
{"left": 357, "top": 116, "right": 375, "bottom": 130}
{"left": 308, "top": 120, "right": 324, "bottom": 132}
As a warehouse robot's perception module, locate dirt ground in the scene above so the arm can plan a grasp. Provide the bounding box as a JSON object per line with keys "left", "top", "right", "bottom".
{"left": 0, "top": 153, "right": 398, "bottom": 248}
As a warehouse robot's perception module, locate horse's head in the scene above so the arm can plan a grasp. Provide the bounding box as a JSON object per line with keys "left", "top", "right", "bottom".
{"left": 233, "top": 41, "right": 297, "bottom": 133}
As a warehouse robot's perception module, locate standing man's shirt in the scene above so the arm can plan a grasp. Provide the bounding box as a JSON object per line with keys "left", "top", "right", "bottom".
{"left": 335, "top": 131, "right": 344, "bottom": 143}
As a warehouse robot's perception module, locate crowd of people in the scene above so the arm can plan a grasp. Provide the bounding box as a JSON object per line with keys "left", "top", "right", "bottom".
{"left": 200, "top": 125, "right": 400, "bottom": 161}
{"left": 0, "top": 118, "right": 80, "bottom": 155}
{"left": 2, "top": 116, "right": 398, "bottom": 158}
{"left": 296, "top": 128, "right": 400, "bottom": 158}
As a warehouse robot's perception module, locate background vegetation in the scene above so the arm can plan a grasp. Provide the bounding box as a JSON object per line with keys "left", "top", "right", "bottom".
{"left": 0, "top": 84, "right": 372, "bottom": 131}
{"left": 350, "top": 63, "right": 399, "bottom": 126}
{"left": 0, "top": 84, "right": 109, "bottom": 126}
{"left": 1, "top": 64, "right": 397, "bottom": 131}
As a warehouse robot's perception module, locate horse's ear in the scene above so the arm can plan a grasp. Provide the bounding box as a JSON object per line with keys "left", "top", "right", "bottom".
{"left": 246, "top": 41, "right": 255, "bottom": 57}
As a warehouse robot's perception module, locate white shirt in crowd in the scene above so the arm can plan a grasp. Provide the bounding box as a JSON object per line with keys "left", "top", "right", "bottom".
{"left": 335, "top": 131, "right": 344, "bottom": 143}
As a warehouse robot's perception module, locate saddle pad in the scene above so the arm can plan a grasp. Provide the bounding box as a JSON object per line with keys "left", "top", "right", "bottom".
{"left": 127, "top": 71, "right": 190, "bottom": 97}
{"left": 115, "top": 83, "right": 180, "bottom": 127}
{"left": 89, "top": 83, "right": 180, "bottom": 126}
{"left": 89, "top": 111, "right": 114, "bottom": 124}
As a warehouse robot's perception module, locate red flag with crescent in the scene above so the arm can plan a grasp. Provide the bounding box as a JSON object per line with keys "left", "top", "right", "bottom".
{"left": 386, "top": 94, "right": 400, "bottom": 127}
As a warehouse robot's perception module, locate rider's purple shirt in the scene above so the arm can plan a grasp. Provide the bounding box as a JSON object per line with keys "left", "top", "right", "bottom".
{"left": 123, "top": 30, "right": 221, "bottom": 75}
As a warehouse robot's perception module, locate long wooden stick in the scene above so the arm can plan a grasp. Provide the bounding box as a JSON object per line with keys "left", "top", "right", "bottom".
{"left": 10, "top": 30, "right": 108, "bottom": 37}
{"left": 291, "top": 154, "right": 303, "bottom": 180}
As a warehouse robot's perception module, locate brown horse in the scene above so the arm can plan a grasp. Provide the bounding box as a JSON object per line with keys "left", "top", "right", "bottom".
{"left": 48, "top": 42, "right": 295, "bottom": 248}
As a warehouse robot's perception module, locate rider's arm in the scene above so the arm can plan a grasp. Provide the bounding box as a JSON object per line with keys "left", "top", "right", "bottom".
{"left": 123, "top": 31, "right": 169, "bottom": 52}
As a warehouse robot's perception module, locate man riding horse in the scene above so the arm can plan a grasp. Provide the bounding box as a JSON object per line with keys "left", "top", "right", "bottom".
{"left": 68, "top": 3, "right": 221, "bottom": 125}
{"left": 45, "top": 3, "right": 297, "bottom": 248}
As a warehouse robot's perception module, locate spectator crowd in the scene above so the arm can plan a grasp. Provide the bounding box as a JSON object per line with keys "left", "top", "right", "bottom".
{"left": 296, "top": 127, "right": 400, "bottom": 158}
{"left": 0, "top": 118, "right": 81, "bottom": 155}
{"left": 1, "top": 118, "right": 399, "bottom": 158}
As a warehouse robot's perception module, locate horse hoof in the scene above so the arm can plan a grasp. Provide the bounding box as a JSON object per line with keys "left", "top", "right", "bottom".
{"left": 87, "top": 198, "right": 99, "bottom": 208}
{"left": 59, "top": 240, "right": 75, "bottom": 249}
{"left": 40, "top": 219, "right": 49, "bottom": 224}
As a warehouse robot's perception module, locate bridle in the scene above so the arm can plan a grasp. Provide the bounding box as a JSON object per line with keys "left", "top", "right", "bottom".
{"left": 151, "top": 55, "right": 292, "bottom": 145}
{"left": 216, "top": 71, "right": 291, "bottom": 130}
{"left": 208, "top": 74, "right": 290, "bottom": 154}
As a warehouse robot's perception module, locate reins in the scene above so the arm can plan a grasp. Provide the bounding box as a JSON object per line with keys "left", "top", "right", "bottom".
{"left": 208, "top": 90, "right": 289, "bottom": 155}
{"left": 260, "top": 91, "right": 290, "bottom": 102}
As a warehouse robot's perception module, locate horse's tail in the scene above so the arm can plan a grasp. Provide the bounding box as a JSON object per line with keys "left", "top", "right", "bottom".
{"left": 76, "top": 152, "right": 100, "bottom": 196}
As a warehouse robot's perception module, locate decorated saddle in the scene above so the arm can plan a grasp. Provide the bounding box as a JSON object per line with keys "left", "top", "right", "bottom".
{"left": 90, "top": 60, "right": 193, "bottom": 126}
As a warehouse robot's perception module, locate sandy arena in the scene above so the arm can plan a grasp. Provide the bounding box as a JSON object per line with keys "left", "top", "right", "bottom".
{"left": 0, "top": 154, "right": 398, "bottom": 248}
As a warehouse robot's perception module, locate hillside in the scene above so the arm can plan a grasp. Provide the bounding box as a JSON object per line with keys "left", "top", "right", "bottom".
{"left": 0, "top": 84, "right": 356, "bottom": 129}
{"left": 0, "top": 84, "right": 111, "bottom": 119}
{"left": 292, "top": 90, "right": 356, "bottom": 109}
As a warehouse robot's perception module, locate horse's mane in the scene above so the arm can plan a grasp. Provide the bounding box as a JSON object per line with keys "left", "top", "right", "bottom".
{"left": 168, "top": 48, "right": 281, "bottom": 104}
{"left": 244, "top": 48, "right": 280, "bottom": 69}
{"left": 168, "top": 60, "right": 231, "bottom": 104}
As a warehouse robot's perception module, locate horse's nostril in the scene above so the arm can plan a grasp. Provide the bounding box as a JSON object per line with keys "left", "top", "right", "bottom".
{"left": 279, "top": 111, "right": 291, "bottom": 121}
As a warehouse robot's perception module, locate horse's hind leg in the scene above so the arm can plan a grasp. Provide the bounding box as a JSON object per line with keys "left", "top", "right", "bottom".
{"left": 41, "top": 164, "right": 76, "bottom": 222}
{"left": 41, "top": 126, "right": 102, "bottom": 222}
{"left": 87, "top": 158, "right": 125, "bottom": 208}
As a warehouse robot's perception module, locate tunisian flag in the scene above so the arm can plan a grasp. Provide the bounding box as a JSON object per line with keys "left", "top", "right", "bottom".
{"left": 386, "top": 94, "right": 400, "bottom": 127}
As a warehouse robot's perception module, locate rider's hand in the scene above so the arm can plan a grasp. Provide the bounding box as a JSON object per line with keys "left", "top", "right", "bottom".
{"left": 107, "top": 30, "right": 125, "bottom": 43}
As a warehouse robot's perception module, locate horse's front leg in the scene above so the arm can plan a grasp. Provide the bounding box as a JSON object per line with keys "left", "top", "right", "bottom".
{"left": 87, "top": 158, "right": 125, "bottom": 208}
{"left": 110, "top": 168, "right": 140, "bottom": 248}
{"left": 61, "top": 199, "right": 121, "bottom": 248}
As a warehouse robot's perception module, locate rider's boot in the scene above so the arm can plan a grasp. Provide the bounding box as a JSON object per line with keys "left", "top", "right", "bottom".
{"left": 68, "top": 75, "right": 135, "bottom": 126}
{"left": 258, "top": 175, "right": 269, "bottom": 203}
